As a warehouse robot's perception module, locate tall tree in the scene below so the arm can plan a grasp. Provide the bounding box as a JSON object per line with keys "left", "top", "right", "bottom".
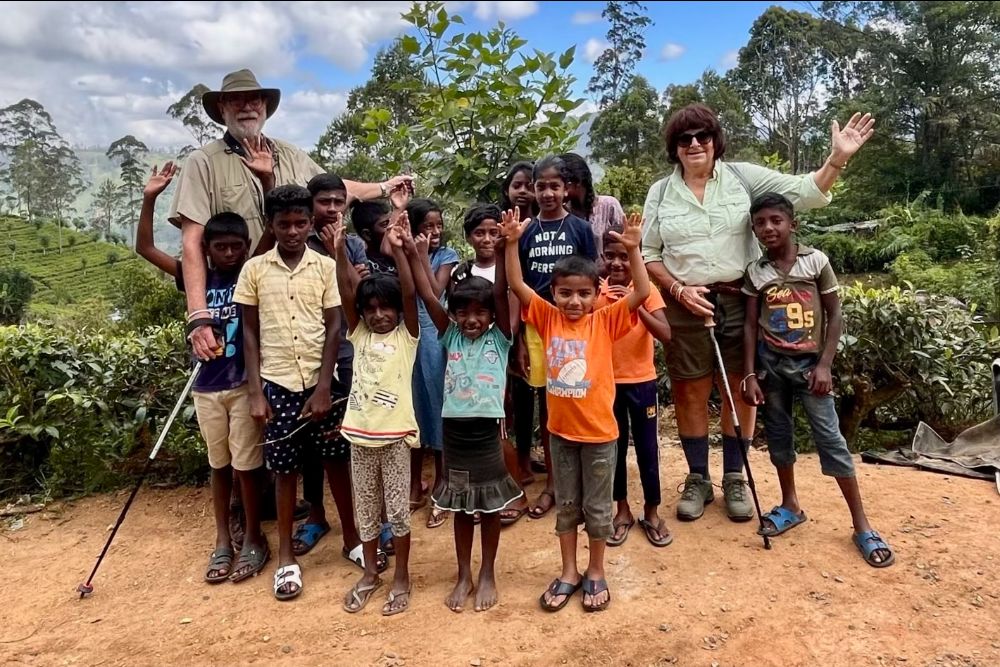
{"left": 0, "top": 99, "right": 85, "bottom": 248}
{"left": 89, "top": 178, "right": 121, "bottom": 241}
{"left": 588, "top": 75, "right": 662, "bottom": 168}
{"left": 399, "top": 2, "right": 586, "bottom": 203}
{"left": 661, "top": 71, "right": 757, "bottom": 159}
{"left": 730, "top": 7, "right": 830, "bottom": 173}
{"left": 586, "top": 1, "right": 652, "bottom": 109}
{"left": 106, "top": 135, "right": 149, "bottom": 246}
{"left": 313, "top": 39, "right": 425, "bottom": 180}
{"left": 166, "top": 84, "right": 223, "bottom": 158}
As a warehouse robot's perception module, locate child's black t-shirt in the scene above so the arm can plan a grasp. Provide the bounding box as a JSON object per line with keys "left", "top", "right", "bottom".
{"left": 176, "top": 261, "right": 246, "bottom": 392}
{"left": 517, "top": 213, "right": 597, "bottom": 302}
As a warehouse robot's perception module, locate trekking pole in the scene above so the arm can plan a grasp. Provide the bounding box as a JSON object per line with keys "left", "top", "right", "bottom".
{"left": 77, "top": 362, "right": 203, "bottom": 598}
{"left": 704, "top": 317, "right": 771, "bottom": 550}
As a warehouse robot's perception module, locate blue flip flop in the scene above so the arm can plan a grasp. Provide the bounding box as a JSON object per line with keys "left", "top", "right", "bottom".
{"left": 854, "top": 530, "right": 895, "bottom": 568}
{"left": 758, "top": 506, "right": 807, "bottom": 537}
{"left": 380, "top": 523, "right": 396, "bottom": 556}
{"left": 291, "top": 522, "right": 330, "bottom": 556}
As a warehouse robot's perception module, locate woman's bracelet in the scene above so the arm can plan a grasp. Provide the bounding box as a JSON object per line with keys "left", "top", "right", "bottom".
{"left": 187, "top": 309, "right": 212, "bottom": 321}
{"left": 670, "top": 282, "right": 686, "bottom": 300}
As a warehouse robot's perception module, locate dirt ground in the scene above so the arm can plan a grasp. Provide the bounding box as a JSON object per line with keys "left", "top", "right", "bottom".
{"left": 2, "top": 418, "right": 999, "bottom": 667}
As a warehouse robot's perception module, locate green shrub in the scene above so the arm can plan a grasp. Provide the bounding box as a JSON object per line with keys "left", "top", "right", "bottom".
{"left": 0, "top": 267, "right": 34, "bottom": 325}
{"left": 107, "top": 262, "right": 185, "bottom": 331}
{"left": 0, "top": 322, "right": 204, "bottom": 497}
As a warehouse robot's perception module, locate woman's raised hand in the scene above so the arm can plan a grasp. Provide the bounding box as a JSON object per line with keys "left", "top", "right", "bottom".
{"left": 831, "top": 112, "right": 875, "bottom": 161}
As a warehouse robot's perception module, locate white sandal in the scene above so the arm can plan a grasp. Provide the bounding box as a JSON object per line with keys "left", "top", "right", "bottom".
{"left": 274, "top": 564, "right": 303, "bottom": 601}
{"left": 343, "top": 543, "right": 390, "bottom": 573}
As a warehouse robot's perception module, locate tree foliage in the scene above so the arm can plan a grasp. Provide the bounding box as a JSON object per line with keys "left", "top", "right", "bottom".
{"left": 166, "top": 84, "right": 222, "bottom": 158}
{"left": 397, "top": 1, "right": 586, "bottom": 204}
{"left": 0, "top": 267, "right": 34, "bottom": 325}
{"left": 586, "top": 1, "right": 652, "bottom": 109}
{"left": 588, "top": 75, "right": 662, "bottom": 168}
{"left": 106, "top": 135, "right": 149, "bottom": 246}
{"left": 313, "top": 39, "right": 425, "bottom": 180}
{"left": 0, "top": 99, "right": 85, "bottom": 225}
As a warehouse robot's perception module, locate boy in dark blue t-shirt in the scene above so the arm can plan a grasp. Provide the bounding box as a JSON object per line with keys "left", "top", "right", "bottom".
{"left": 137, "top": 164, "right": 268, "bottom": 585}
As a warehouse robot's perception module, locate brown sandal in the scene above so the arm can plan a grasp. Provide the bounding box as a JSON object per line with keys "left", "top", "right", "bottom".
{"left": 528, "top": 491, "right": 555, "bottom": 519}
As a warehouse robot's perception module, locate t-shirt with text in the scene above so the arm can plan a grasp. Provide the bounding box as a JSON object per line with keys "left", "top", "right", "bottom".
{"left": 517, "top": 214, "right": 597, "bottom": 302}
{"left": 341, "top": 321, "right": 420, "bottom": 448}
{"left": 175, "top": 262, "right": 245, "bottom": 392}
{"left": 440, "top": 323, "right": 512, "bottom": 419}
{"left": 742, "top": 245, "right": 839, "bottom": 356}
{"left": 523, "top": 294, "right": 637, "bottom": 443}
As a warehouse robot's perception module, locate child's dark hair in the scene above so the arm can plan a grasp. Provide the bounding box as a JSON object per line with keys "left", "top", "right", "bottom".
{"left": 355, "top": 273, "right": 403, "bottom": 314}
{"left": 533, "top": 154, "right": 567, "bottom": 182}
{"left": 601, "top": 225, "right": 624, "bottom": 253}
{"left": 350, "top": 200, "right": 390, "bottom": 235}
{"left": 265, "top": 184, "right": 313, "bottom": 222}
{"left": 448, "top": 276, "right": 495, "bottom": 316}
{"left": 749, "top": 192, "right": 795, "bottom": 220}
{"left": 405, "top": 198, "right": 443, "bottom": 235}
{"left": 463, "top": 203, "right": 501, "bottom": 236}
{"left": 558, "top": 152, "right": 596, "bottom": 219}
{"left": 499, "top": 161, "right": 534, "bottom": 210}
{"left": 552, "top": 255, "right": 600, "bottom": 289}
{"left": 204, "top": 212, "right": 249, "bottom": 244}
{"left": 307, "top": 173, "right": 346, "bottom": 197}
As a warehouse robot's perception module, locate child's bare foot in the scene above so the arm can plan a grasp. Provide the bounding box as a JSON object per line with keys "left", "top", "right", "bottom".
{"left": 445, "top": 574, "right": 474, "bottom": 613}
{"left": 474, "top": 570, "right": 498, "bottom": 612}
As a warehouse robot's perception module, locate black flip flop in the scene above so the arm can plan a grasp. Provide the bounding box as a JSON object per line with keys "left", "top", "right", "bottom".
{"left": 539, "top": 578, "right": 582, "bottom": 612}
{"left": 638, "top": 518, "right": 674, "bottom": 548}
{"left": 581, "top": 578, "right": 611, "bottom": 613}
{"left": 607, "top": 517, "right": 635, "bottom": 547}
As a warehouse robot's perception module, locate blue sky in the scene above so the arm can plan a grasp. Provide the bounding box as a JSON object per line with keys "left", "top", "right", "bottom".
{"left": 0, "top": 1, "right": 810, "bottom": 151}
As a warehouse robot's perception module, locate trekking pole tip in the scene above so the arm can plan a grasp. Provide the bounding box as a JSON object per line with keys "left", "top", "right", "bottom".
{"left": 77, "top": 582, "right": 94, "bottom": 598}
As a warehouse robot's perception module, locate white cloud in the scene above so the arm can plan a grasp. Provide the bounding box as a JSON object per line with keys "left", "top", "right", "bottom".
{"left": 571, "top": 99, "right": 598, "bottom": 118}
{"left": 571, "top": 11, "right": 602, "bottom": 25}
{"left": 721, "top": 49, "right": 740, "bottom": 70}
{"left": 583, "top": 38, "right": 610, "bottom": 64}
{"left": 471, "top": 1, "right": 539, "bottom": 20}
{"left": 660, "top": 42, "right": 686, "bottom": 61}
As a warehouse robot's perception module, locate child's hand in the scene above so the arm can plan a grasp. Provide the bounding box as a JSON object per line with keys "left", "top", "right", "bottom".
{"left": 301, "top": 387, "right": 331, "bottom": 422}
{"left": 248, "top": 390, "right": 273, "bottom": 426}
{"left": 608, "top": 212, "right": 643, "bottom": 251}
{"left": 605, "top": 284, "right": 630, "bottom": 302}
{"left": 807, "top": 364, "right": 833, "bottom": 396}
{"left": 499, "top": 206, "right": 530, "bottom": 241}
{"left": 742, "top": 375, "right": 765, "bottom": 406}
{"left": 354, "top": 263, "right": 370, "bottom": 279}
{"left": 319, "top": 214, "right": 344, "bottom": 254}
{"left": 413, "top": 232, "right": 429, "bottom": 257}
{"left": 143, "top": 162, "right": 177, "bottom": 198}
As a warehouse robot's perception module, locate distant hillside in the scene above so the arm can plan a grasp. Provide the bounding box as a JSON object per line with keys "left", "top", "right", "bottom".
{"left": 72, "top": 149, "right": 182, "bottom": 254}
{"left": 0, "top": 214, "right": 142, "bottom": 307}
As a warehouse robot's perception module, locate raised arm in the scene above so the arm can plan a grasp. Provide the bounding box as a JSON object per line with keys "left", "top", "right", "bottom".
{"left": 137, "top": 163, "right": 180, "bottom": 277}
{"left": 388, "top": 214, "right": 420, "bottom": 337}
{"left": 322, "top": 217, "right": 361, "bottom": 331}
{"left": 614, "top": 213, "right": 650, "bottom": 311}
{"left": 499, "top": 207, "right": 534, "bottom": 306}
{"left": 494, "top": 236, "right": 512, "bottom": 338}
{"left": 345, "top": 174, "right": 414, "bottom": 205}
{"left": 404, "top": 229, "right": 449, "bottom": 335}
{"left": 812, "top": 113, "right": 875, "bottom": 194}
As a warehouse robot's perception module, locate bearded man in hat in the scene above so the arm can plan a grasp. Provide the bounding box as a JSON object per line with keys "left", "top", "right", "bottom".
{"left": 169, "top": 68, "right": 412, "bottom": 361}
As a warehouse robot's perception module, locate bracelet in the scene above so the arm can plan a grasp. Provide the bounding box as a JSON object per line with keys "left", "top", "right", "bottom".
{"left": 379, "top": 182, "right": 388, "bottom": 198}
{"left": 187, "top": 309, "right": 212, "bottom": 321}
{"left": 670, "top": 282, "right": 685, "bottom": 300}
{"left": 739, "top": 372, "right": 757, "bottom": 394}
{"left": 827, "top": 157, "right": 847, "bottom": 169}
{"left": 185, "top": 317, "right": 216, "bottom": 338}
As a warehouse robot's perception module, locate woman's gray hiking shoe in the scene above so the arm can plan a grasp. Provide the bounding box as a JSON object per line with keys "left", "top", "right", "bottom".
{"left": 676, "top": 473, "right": 714, "bottom": 521}
{"left": 722, "top": 472, "right": 754, "bottom": 522}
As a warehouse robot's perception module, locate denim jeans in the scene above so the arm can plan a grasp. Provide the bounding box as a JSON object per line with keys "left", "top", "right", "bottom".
{"left": 757, "top": 344, "right": 855, "bottom": 478}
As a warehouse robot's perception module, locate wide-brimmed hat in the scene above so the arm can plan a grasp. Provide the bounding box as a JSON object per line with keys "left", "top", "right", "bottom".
{"left": 202, "top": 69, "right": 280, "bottom": 124}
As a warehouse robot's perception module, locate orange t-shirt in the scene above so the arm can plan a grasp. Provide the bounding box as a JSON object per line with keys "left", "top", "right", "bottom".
{"left": 524, "top": 294, "right": 637, "bottom": 443}
{"left": 596, "top": 280, "right": 667, "bottom": 383}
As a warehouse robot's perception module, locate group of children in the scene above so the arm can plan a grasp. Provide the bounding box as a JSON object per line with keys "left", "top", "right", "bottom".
{"left": 135, "top": 150, "right": 892, "bottom": 615}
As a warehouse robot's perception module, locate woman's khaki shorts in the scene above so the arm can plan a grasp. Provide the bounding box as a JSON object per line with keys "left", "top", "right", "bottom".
{"left": 664, "top": 290, "right": 746, "bottom": 381}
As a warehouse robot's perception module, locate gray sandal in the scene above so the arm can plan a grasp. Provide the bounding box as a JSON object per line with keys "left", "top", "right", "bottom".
{"left": 229, "top": 542, "right": 271, "bottom": 583}
{"left": 204, "top": 547, "right": 234, "bottom": 584}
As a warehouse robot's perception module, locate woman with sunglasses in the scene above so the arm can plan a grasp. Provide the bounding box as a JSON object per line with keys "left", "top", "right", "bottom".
{"left": 640, "top": 102, "right": 874, "bottom": 525}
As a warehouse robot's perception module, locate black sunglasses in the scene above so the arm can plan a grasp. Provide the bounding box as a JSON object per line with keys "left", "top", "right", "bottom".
{"left": 677, "top": 130, "right": 714, "bottom": 147}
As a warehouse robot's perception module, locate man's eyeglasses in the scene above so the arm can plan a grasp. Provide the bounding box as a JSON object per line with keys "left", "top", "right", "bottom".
{"left": 677, "top": 130, "right": 714, "bottom": 147}
{"left": 221, "top": 93, "right": 265, "bottom": 108}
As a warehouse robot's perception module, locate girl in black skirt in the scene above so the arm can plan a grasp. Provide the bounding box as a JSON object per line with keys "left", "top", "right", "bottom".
{"left": 398, "top": 224, "right": 521, "bottom": 613}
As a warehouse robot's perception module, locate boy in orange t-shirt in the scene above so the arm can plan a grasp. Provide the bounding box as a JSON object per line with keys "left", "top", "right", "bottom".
{"left": 597, "top": 226, "right": 673, "bottom": 550}
{"left": 502, "top": 209, "right": 649, "bottom": 614}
